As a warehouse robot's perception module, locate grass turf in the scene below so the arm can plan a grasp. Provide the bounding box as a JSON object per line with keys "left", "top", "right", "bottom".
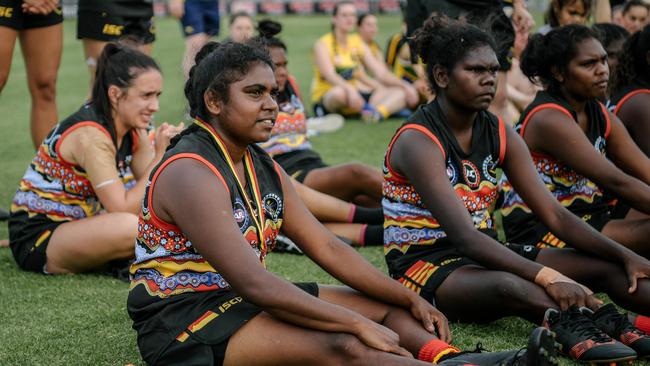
{"left": 0, "top": 15, "right": 638, "bottom": 366}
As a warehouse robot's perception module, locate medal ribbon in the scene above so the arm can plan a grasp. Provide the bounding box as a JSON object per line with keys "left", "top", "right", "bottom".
{"left": 195, "top": 118, "right": 267, "bottom": 259}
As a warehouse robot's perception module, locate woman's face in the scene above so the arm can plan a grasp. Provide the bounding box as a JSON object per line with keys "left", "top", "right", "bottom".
{"left": 560, "top": 37, "right": 609, "bottom": 99}
{"left": 605, "top": 38, "right": 626, "bottom": 74}
{"left": 216, "top": 63, "right": 279, "bottom": 144}
{"left": 230, "top": 16, "right": 254, "bottom": 43}
{"left": 333, "top": 4, "right": 357, "bottom": 34}
{"left": 112, "top": 69, "right": 162, "bottom": 130}
{"left": 270, "top": 47, "right": 288, "bottom": 92}
{"left": 358, "top": 15, "right": 378, "bottom": 43}
{"left": 555, "top": 0, "right": 589, "bottom": 26}
{"left": 440, "top": 45, "right": 500, "bottom": 111}
{"left": 621, "top": 5, "right": 649, "bottom": 34}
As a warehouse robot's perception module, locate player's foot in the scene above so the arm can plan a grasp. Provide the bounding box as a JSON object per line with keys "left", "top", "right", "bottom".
{"left": 581, "top": 304, "right": 650, "bottom": 359}
{"left": 274, "top": 234, "right": 303, "bottom": 255}
{"left": 543, "top": 307, "right": 636, "bottom": 363}
{"left": 437, "top": 327, "right": 559, "bottom": 366}
{"left": 306, "top": 114, "right": 344, "bottom": 136}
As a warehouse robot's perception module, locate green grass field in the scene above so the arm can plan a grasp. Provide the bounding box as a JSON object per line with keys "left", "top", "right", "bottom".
{"left": 0, "top": 15, "right": 640, "bottom": 366}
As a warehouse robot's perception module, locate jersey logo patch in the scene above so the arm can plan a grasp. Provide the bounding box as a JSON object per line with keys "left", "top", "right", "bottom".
{"left": 482, "top": 155, "right": 498, "bottom": 184}
{"left": 263, "top": 193, "right": 283, "bottom": 221}
{"left": 446, "top": 159, "right": 457, "bottom": 185}
{"left": 462, "top": 160, "right": 481, "bottom": 188}
{"left": 233, "top": 198, "right": 249, "bottom": 230}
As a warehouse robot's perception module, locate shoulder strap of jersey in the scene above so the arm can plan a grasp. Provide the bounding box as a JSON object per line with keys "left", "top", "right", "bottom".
{"left": 385, "top": 123, "right": 446, "bottom": 181}
{"left": 519, "top": 103, "right": 573, "bottom": 138}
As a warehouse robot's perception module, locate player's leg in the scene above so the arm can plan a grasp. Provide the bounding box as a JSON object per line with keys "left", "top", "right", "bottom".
{"left": 19, "top": 22, "right": 62, "bottom": 147}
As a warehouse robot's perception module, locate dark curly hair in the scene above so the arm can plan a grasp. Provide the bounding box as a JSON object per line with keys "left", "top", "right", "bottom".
{"left": 520, "top": 24, "right": 601, "bottom": 93}
{"left": 184, "top": 41, "right": 274, "bottom": 121}
{"left": 611, "top": 24, "right": 650, "bottom": 92}
{"left": 92, "top": 42, "right": 160, "bottom": 145}
{"left": 411, "top": 14, "right": 497, "bottom": 92}
{"left": 251, "top": 19, "right": 286, "bottom": 51}
{"left": 592, "top": 23, "right": 629, "bottom": 50}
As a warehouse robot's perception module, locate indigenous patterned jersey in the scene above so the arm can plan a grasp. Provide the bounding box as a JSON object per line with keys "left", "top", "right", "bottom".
{"left": 500, "top": 91, "right": 612, "bottom": 240}
{"left": 609, "top": 80, "right": 650, "bottom": 115}
{"left": 129, "top": 119, "right": 284, "bottom": 300}
{"left": 11, "top": 103, "right": 137, "bottom": 222}
{"left": 383, "top": 100, "right": 506, "bottom": 276}
{"left": 258, "top": 75, "right": 311, "bottom": 157}
{"left": 311, "top": 32, "right": 366, "bottom": 102}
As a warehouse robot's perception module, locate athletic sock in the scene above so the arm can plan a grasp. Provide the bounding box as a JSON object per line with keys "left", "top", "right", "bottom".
{"left": 635, "top": 315, "right": 650, "bottom": 334}
{"left": 348, "top": 205, "right": 384, "bottom": 224}
{"left": 376, "top": 105, "right": 390, "bottom": 120}
{"left": 418, "top": 339, "right": 460, "bottom": 363}
{"left": 358, "top": 224, "right": 383, "bottom": 246}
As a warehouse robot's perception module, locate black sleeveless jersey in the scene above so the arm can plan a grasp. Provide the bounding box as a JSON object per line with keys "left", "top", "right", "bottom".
{"left": 500, "top": 91, "right": 612, "bottom": 241}
{"left": 129, "top": 119, "right": 284, "bottom": 300}
{"left": 383, "top": 99, "right": 506, "bottom": 277}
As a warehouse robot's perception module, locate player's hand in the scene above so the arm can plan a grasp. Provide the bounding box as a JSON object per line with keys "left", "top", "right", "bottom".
{"left": 345, "top": 86, "right": 365, "bottom": 112}
{"left": 168, "top": 0, "right": 184, "bottom": 19}
{"left": 512, "top": 0, "right": 535, "bottom": 34}
{"left": 153, "top": 123, "right": 176, "bottom": 156}
{"left": 354, "top": 318, "right": 412, "bottom": 357}
{"left": 623, "top": 255, "right": 650, "bottom": 293}
{"left": 408, "top": 295, "right": 451, "bottom": 343}
{"left": 545, "top": 282, "right": 602, "bottom": 311}
{"left": 22, "top": 0, "right": 58, "bottom": 15}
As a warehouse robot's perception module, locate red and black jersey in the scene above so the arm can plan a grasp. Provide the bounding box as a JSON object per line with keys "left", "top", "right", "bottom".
{"left": 383, "top": 99, "right": 506, "bottom": 278}
{"left": 130, "top": 118, "right": 284, "bottom": 300}
{"left": 500, "top": 91, "right": 612, "bottom": 243}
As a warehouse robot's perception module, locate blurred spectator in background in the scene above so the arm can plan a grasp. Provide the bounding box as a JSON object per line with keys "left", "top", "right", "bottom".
{"left": 226, "top": 11, "right": 254, "bottom": 43}
{"left": 77, "top": 0, "right": 155, "bottom": 90}
{"left": 0, "top": 0, "right": 62, "bottom": 149}
{"left": 538, "top": 0, "right": 592, "bottom": 34}
{"left": 168, "top": 0, "right": 220, "bottom": 79}
{"left": 620, "top": 0, "right": 649, "bottom": 33}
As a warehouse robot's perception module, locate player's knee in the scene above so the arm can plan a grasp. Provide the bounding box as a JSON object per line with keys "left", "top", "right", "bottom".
{"left": 326, "top": 334, "right": 369, "bottom": 365}
{"left": 30, "top": 77, "right": 57, "bottom": 102}
{"left": 492, "top": 273, "right": 534, "bottom": 302}
{"left": 115, "top": 212, "right": 139, "bottom": 257}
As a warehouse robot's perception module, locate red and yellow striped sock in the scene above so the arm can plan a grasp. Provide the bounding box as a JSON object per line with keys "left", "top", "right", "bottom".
{"left": 418, "top": 339, "right": 461, "bottom": 364}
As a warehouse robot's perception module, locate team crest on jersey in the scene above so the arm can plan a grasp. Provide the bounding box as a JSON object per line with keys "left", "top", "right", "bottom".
{"left": 462, "top": 160, "right": 481, "bottom": 188}
{"left": 446, "top": 159, "right": 457, "bottom": 185}
{"left": 594, "top": 136, "right": 606, "bottom": 154}
{"left": 263, "top": 193, "right": 283, "bottom": 221}
{"left": 482, "top": 155, "right": 498, "bottom": 183}
{"left": 233, "top": 198, "right": 249, "bottom": 230}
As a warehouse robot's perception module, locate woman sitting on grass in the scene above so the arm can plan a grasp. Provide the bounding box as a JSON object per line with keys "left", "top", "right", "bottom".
{"left": 256, "top": 20, "right": 382, "bottom": 206}
{"left": 127, "top": 40, "right": 558, "bottom": 366}
{"left": 500, "top": 24, "right": 650, "bottom": 258}
{"left": 311, "top": 1, "right": 417, "bottom": 123}
{"left": 8, "top": 43, "right": 181, "bottom": 274}
{"left": 384, "top": 15, "right": 650, "bottom": 363}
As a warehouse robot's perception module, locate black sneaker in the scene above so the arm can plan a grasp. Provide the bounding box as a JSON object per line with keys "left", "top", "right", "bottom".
{"left": 273, "top": 234, "right": 303, "bottom": 255}
{"left": 581, "top": 304, "right": 650, "bottom": 359}
{"left": 438, "top": 327, "right": 559, "bottom": 366}
{"left": 543, "top": 307, "right": 636, "bottom": 363}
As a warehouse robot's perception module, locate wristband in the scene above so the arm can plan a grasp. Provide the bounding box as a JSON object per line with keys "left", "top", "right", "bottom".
{"left": 534, "top": 266, "right": 594, "bottom": 295}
